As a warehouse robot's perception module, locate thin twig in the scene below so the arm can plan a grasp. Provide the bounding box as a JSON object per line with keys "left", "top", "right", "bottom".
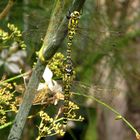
{"left": 73, "top": 92, "right": 140, "bottom": 137}
{"left": 0, "top": 121, "right": 14, "bottom": 130}
{"left": 0, "top": 0, "right": 15, "bottom": 20}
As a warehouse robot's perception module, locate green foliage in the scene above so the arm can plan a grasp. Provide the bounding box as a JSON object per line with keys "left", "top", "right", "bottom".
{"left": 0, "top": 23, "right": 26, "bottom": 49}
{"left": 0, "top": 22, "right": 27, "bottom": 131}
{"left": 0, "top": 23, "right": 27, "bottom": 75}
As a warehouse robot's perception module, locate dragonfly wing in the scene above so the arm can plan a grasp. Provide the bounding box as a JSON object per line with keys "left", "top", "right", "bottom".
{"left": 70, "top": 81, "right": 120, "bottom": 107}
{"left": 22, "top": 29, "right": 46, "bottom": 44}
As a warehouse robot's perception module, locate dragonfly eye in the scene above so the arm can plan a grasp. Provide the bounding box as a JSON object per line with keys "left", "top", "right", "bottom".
{"left": 73, "top": 11, "right": 80, "bottom": 18}
{"left": 70, "top": 11, "right": 80, "bottom": 18}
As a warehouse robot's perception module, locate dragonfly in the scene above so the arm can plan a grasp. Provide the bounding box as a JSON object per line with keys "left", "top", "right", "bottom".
{"left": 18, "top": 11, "right": 121, "bottom": 134}
{"left": 19, "top": 10, "right": 121, "bottom": 125}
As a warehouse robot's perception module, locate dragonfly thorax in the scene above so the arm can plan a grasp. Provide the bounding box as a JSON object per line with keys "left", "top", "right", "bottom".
{"left": 68, "top": 11, "right": 80, "bottom": 30}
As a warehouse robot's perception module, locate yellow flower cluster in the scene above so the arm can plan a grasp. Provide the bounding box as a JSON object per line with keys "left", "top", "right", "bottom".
{"left": 37, "top": 111, "right": 65, "bottom": 139}
{"left": 47, "top": 52, "right": 65, "bottom": 78}
{"left": 37, "top": 100, "right": 84, "bottom": 139}
{"left": 67, "top": 101, "right": 84, "bottom": 122}
{"left": 7, "top": 23, "right": 22, "bottom": 38}
{"left": 0, "top": 29, "right": 9, "bottom": 40}
{"left": 0, "top": 82, "right": 13, "bottom": 105}
{"left": 0, "top": 81, "right": 17, "bottom": 125}
{"left": 0, "top": 23, "right": 26, "bottom": 49}
{"left": 47, "top": 52, "right": 76, "bottom": 79}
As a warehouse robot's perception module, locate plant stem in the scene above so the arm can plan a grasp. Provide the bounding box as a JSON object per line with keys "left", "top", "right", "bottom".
{"left": 74, "top": 92, "right": 140, "bottom": 136}
{"left": 7, "top": 1, "right": 86, "bottom": 140}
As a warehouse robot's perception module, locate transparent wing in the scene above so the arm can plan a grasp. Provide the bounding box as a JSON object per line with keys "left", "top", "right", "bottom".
{"left": 22, "top": 13, "right": 63, "bottom": 44}
{"left": 22, "top": 26, "right": 121, "bottom": 45}
{"left": 70, "top": 81, "right": 119, "bottom": 108}
{"left": 15, "top": 80, "right": 119, "bottom": 105}
{"left": 22, "top": 13, "right": 122, "bottom": 46}
{"left": 36, "top": 80, "right": 119, "bottom": 107}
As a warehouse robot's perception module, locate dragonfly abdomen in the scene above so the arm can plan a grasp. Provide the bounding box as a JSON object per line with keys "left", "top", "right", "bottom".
{"left": 63, "top": 11, "right": 80, "bottom": 125}
{"left": 63, "top": 85, "right": 70, "bottom": 124}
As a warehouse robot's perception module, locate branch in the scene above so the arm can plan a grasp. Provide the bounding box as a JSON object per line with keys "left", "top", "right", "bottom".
{"left": 0, "top": 0, "right": 15, "bottom": 20}
{"left": 7, "top": 0, "right": 86, "bottom": 139}
{"left": 39, "top": 0, "right": 86, "bottom": 62}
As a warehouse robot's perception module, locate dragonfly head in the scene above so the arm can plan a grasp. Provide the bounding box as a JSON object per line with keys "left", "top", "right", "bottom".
{"left": 70, "top": 11, "right": 80, "bottom": 19}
